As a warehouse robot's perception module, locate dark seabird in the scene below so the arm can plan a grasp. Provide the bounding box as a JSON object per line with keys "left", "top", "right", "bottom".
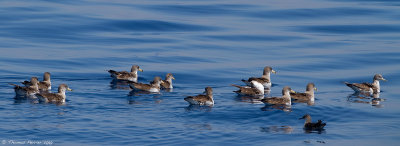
{"left": 22, "top": 72, "right": 51, "bottom": 92}
{"left": 299, "top": 114, "right": 326, "bottom": 131}
{"left": 291, "top": 83, "right": 317, "bottom": 102}
{"left": 9, "top": 77, "right": 40, "bottom": 98}
{"left": 232, "top": 81, "right": 265, "bottom": 96}
{"left": 184, "top": 87, "right": 214, "bottom": 106}
{"left": 261, "top": 86, "right": 295, "bottom": 106}
{"left": 161, "top": 73, "right": 175, "bottom": 89}
{"left": 344, "top": 74, "right": 386, "bottom": 93}
{"left": 129, "top": 76, "right": 164, "bottom": 93}
{"left": 108, "top": 65, "right": 143, "bottom": 82}
{"left": 242, "top": 66, "right": 276, "bottom": 89}
{"left": 36, "top": 84, "right": 72, "bottom": 103}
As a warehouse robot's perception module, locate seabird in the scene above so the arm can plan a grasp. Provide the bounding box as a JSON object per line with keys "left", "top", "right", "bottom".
{"left": 184, "top": 87, "right": 214, "bottom": 106}
{"left": 22, "top": 72, "right": 51, "bottom": 92}
{"left": 261, "top": 86, "right": 295, "bottom": 106}
{"left": 232, "top": 81, "right": 264, "bottom": 96}
{"left": 161, "top": 73, "right": 175, "bottom": 89}
{"left": 129, "top": 76, "right": 164, "bottom": 93}
{"left": 9, "top": 77, "right": 39, "bottom": 98}
{"left": 108, "top": 65, "right": 143, "bottom": 82}
{"left": 344, "top": 74, "right": 387, "bottom": 93}
{"left": 299, "top": 114, "right": 326, "bottom": 131}
{"left": 36, "top": 84, "right": 72, "bottom": 103}
{"left": 291, "top": 83, "right": 317, "bottom": 102}
{"left": 242, "top": 66, "right": 276, "bottom": 89}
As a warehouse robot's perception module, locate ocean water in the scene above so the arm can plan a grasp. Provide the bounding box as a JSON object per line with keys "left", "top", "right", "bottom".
{"left": 0, "top": 0, "right": 400, "bottom": 145}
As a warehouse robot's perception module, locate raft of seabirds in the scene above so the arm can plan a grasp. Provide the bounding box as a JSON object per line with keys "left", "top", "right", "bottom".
{"left": 8, "top": 65, "right": 388, "bottom": 131}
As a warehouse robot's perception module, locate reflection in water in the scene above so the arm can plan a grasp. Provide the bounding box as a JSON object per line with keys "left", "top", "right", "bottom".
{"left": 110, "top": 80, "right": 131, "bottom": 90}
{"left": 184, "top": 123, "right": 212, "bottom": 130}
{"left": 260, "top": 126, "right": 293, "bottom": 134}
{"left": 127, "top": 94, "right": 162, "bottom": 104}
{"left": 304, "top": 128, "right": 326, "bottom": 134}
{"left": 292, "top": 99, "right": 314, "bottom": 106}
{"left": 185, "top": 104, "right": 213, "bottom": 112}
{"left": 234, "top": 95, "right": 264, "bottom": 104}
{"left": 347, "top": 92, "right": 384, "bottom": 108}
{"left": 13, "top": 96, "right": 39, "bottom": 104}
{"left": 260, "top": 104, "right": 292, "bottom": 112}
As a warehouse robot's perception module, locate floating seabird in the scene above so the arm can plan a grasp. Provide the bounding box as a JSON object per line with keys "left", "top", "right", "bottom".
{"left": 161, "top": 73, "right": 175, "bottom": 89}
{"left": 184, "top": 87, "right": 214, "bottom": 106}
{"left": 261, "top": 86, "right": 295, "bottom": 105}
{"left": 36, "top": 84, "right": 72, "bottom": 103}
{"left": 344, "top": 74, "right": 387, "bottom": 93}
{"left": 291, "top": 83, "right": 317, "bottom": 102}
{"left": 22, "top": 72, "right": 51, "bottom": 92}
{"left": 232, "top": 81, "right": 264, "bottom": 96}
{"left": 299, "top": 114, "right": 326, "bottom": 131}
{"left": 108, "top": 65, "right": 143, "bottom": 82}
{"left": 242, "top": 66, "right": 276, "bottom": 89}
{"left": 9, "top": 77, "right": 39, "bottom": 98}
{"left": 129, "top": 76, "right": 164, "bottom": 93}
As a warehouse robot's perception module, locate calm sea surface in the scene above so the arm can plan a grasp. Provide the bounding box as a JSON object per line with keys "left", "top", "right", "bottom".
{"left": 1, "top": 0, "right": 400, "bottom": 145}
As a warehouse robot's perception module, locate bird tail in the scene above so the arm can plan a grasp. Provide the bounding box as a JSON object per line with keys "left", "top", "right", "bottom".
{"left": 108, "top": 70, "right": 117, "bottom": 74}
{"left": 231, "top": 84, "right": 241, "bottom": 88}
{"left": 343, "top": 82, "right": 352, "bottom": 87}
{"left": 8, "top": 83, "right": 18, "bottom": 86}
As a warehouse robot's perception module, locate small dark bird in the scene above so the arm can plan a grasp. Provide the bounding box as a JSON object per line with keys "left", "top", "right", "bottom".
{"left": 299, "top": 114, "right": 326, "bottom": 131}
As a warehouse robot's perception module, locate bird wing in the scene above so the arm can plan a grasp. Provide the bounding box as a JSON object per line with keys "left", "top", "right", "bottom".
{"left": 161, "top": 80, "right": 171, "bottom": 89}
{"left": 262, "top": 97, "right": 288, "bottom": 104}
{"left": 290, "top": 93, "right": 311, "bottom": 100}
{"left": 131, "top": 83, "right": 151, "bottom": 91}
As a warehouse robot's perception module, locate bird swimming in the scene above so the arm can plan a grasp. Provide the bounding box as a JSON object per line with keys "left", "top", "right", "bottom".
{"left": 22, "top": 72, "right": 51, "bottom": 92}
{"left": 36, "top": 84, "right": 72, "bottom": 104}
{"left": 184, "top": 87, "right": 214, "bottom": 106}
{"left": 108, "top": 65, "right": 143, "bottom": 82}
{"left": 261, "top": 86, "right": 295, "bottom": 106}
{"left": 232, "top": 81, "right": 264, "bottom": 96}
{"left": 129, "top": 76, "right": 164, "bottom": 93}
{"left": 9, "top": 77, "right": 40, "bottom": 98}
{"left": 242, "top": 66, "right": 276, "bottom": 89}
{"left": 344, "top": 74, "right": 387, "bottom": 93}
{"left": 299, "top": 114, "right": 326, "bottom": 131}
{"left": 161, "top": 73, "right": 175, "bottom": 89}
{"left": 291, "top": 83, "right": 317, "bottom": 102}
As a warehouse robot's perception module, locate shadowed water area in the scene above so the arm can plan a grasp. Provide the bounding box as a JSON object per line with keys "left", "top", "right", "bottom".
{"left": 0, "top": 0, "right": 400, "bottom": 145}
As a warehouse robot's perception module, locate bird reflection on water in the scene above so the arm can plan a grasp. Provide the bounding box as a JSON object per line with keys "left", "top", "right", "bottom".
{"left": 347, "top": 92, "right": 384, "bottom": 108}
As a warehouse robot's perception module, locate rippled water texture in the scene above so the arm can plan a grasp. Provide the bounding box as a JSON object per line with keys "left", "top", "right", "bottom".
{"left": 1, "top": 0, "right": 400, "bottom": 145}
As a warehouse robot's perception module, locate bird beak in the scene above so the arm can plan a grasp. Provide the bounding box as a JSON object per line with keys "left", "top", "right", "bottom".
{"left": 290, "top": 90, "right": 296, "bottom": 93}
{"left": 67, "top": 88, "right": 73, "bottom": 91}
{"left": 138, "top": 69, "right": 143, "bottom": 72}
{"left": 299, "top": 117, "right": 304, "bottom": 120}
{"left": 172, "top": 77, "right": 175, "bottom": 80}
{"left": 314, "top": 87, "right": 318, "bottom": 91}
{"left": 161, "top": 80, "right": 164, "bottom": 84}
{"left": 272, "top": 70, "right": 277, "bottom": 74}
{"left": 382, "top": 78, "right": 387, "bottom": 82}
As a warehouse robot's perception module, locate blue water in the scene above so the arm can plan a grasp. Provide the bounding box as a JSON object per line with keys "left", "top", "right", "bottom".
{"left": 1, "top": 0, "right": 400, "bottom": 145}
